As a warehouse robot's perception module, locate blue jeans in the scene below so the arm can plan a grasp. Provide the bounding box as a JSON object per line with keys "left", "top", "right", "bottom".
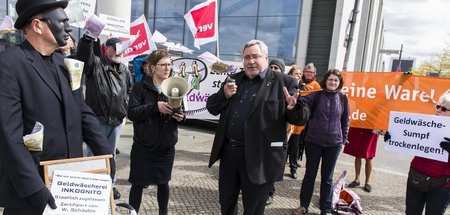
{"left": 86, "top": 120, "right": 123, "bottom": 183}
{"left": 405, "top": 183, "right": 450, "bottom": 215}
{"left": 300, "top": 142, "right": 341, "bottom": 213}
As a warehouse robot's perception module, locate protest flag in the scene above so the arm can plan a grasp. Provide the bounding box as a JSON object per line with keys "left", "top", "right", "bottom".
{"left": 121, "top": 15, "right": 157, "bottom": 62}
{"left": 184, "top": 0, "right": 218, "bottom": 49}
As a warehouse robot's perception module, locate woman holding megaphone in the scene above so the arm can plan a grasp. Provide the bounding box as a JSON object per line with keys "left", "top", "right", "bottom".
{"left": 127, "top": 50, "right": 185, "bottom": 215}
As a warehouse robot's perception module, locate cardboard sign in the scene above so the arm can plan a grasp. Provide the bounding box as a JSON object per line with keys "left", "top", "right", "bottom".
{"left": 43, "top": 170, "right": 112, "bottom": 215}
{"left": 385, "top": 111, "right": 449, "bottom": 162}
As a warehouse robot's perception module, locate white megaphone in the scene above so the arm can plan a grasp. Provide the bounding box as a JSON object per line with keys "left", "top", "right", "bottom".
{"left": 161, "top": 76, "right": 189, "bottom": 113}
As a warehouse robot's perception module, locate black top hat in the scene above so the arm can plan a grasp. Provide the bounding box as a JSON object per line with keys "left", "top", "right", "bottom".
{"left": 15, "top": 0, "right": 69, "bottom": 30}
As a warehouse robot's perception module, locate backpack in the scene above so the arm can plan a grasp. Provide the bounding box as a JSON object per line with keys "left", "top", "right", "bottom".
{"left": 332, "top": 170, "right": 363, "bottom": 215}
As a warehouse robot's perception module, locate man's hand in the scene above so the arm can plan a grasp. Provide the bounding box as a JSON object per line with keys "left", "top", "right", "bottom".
{"left": 383, "top": 131, "right": 391, "bottom": 142}
{"left": 27, "top": 187, "right": 57, "bottom": 210}
{"left": 283, "top": 87, "right": 299, "bottom": 110}
{"left": 224, "top": 82, "right": 237, "bottom": 99}
{"left": 440, "top": 137, "right": 450, "bottom": 153}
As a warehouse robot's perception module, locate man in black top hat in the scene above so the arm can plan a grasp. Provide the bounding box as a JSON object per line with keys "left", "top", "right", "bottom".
{"left": 0, "top": 0, "right": 112, "bottom": 214}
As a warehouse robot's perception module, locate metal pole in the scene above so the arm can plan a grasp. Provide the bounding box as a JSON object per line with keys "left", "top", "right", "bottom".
{"left": 396, "top": 44, "right": 403, "bottom": 72}
{"left": 342, "top": 0, "right": 360, "bottom": 71}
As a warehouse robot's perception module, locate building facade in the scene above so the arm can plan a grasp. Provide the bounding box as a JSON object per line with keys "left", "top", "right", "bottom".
{"left": 1, "top": 0, "right": 385, "bottom": 77}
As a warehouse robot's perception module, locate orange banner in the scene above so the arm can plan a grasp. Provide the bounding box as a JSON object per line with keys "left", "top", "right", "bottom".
{"left": 342, "top": 72, "right": 450, "bottom": 130}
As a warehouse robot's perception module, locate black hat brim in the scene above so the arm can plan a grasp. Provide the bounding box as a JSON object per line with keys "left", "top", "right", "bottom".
{"left": 14, "top": 0, "right": 68, "bottom": 30}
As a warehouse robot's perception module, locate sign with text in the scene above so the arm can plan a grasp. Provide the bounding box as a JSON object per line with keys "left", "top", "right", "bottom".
{"left": 385, "top": 111, "right": 449, "bottom": 162}
{"left": 99, "top": 14, "right": 130, "bottom": 38}
{"left": 43, "top": 170, "right": 112, "bottom": 215}
{"left": 66, "top": 0, "right": 96, "bottom": 28}
{"left": 342, "top": 72, "right": 450, "bottom": 130}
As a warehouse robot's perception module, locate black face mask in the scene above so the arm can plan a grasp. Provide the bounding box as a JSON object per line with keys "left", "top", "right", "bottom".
{"left": 41, "top": 8, "right": 72, "bottom": 46}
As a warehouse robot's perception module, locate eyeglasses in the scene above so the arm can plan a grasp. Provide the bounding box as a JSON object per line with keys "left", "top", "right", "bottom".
{"left": 436, "top": 105, "right": 448, "bottom": 112}
{"left": 243, "top": 54, "right": 263, "bottom": 61}
{"left": 156, "top": 63, "right": 172, "bottom": 68}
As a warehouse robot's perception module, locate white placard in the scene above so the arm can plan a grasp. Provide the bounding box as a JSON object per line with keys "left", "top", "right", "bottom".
{"left": 43, "top": 170, "right": 112, "bottom": 215}
{"left": 99, "top": 14, "right": 130, "bottom": 38}
{"left": 385, "top": 111, "right": 449, "bottom": 162}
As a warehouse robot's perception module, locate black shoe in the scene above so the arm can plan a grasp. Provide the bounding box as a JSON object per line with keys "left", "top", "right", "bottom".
{"left": 159, "top": 209, "right": 168, "bottom": 215}
{"left": 265, "top": 196, "right": 273, "bottom": 205}
{"left": 115, "top": 148, "right": 120, "bottom": 154}
{"left": 113, "top": 187, "right": 121, "bottom": 200}
{"left": 290, "top": 169, "right": 298, "bottom": 179}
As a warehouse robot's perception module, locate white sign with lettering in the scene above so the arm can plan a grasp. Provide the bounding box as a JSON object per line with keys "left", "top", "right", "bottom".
{"left": 99, "top": 14, "right": 130, "bottom": 38}
{"left": 385, "top": 111, "right": 449, "bottom": 162}
{"left": 43, "top": 170, "right": 112, "bottom": 215}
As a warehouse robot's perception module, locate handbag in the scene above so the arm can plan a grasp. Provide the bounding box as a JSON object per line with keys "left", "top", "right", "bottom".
{"left": 407, "top": 168, "right": 449, "bottom": 192}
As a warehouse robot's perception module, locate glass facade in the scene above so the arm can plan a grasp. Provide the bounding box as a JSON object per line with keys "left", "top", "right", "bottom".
{"left": 0, "top": 0, "right": 21, "bottom": 52}
{"left": 1, "top": 0, "right": 302, "bottom": 64}
{"left": 133, "top": 0, "right": 302, "bottom": 64}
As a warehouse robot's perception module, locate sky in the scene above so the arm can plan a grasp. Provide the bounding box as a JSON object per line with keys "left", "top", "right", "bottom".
{"left": 383, "top": 0, "right": 450, "bottom": 66}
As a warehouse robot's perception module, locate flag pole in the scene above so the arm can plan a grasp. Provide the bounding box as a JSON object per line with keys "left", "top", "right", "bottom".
{"left": 215, "top": 0, "right": 220, "bottom": 58}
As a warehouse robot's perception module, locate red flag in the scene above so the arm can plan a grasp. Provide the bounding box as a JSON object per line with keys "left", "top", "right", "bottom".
{"left": 121, "top": 15, "right": 157, "bottom": 62}
{"left": 184, "top": 0, "right": 218, "bottom": 49}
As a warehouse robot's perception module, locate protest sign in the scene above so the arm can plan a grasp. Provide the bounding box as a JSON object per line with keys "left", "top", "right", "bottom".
{"left": 99, "top": 14, "right": 130, "bottom": 39}
{"left": 385, "top": 111, "right": 449, "bottom": 162}
{"left": 342, "top": 72, "right": 450, "bottom": 130}
{"left": 43, "top": 170, "right": 112, "bottom": 215}
{"left": 66, "top": 0, "right": 96, "bottom": 28}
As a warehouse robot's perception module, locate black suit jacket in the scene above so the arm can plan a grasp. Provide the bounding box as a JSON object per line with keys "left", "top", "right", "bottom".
{"left": 207, "top": 69, "right": 309, "bottom": 185}
{"left": 0, "top": 40, "right": 111, "bottom": 207}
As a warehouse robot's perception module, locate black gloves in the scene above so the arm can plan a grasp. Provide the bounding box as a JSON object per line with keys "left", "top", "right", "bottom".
{"left": 27, "top": 187, "right": 57, "bottom": 210}
{"left": 440, "top": 137, "right": 450, "bottom": 153}
{"left": 384, "top": 131, "right": 391, "bottom": 142}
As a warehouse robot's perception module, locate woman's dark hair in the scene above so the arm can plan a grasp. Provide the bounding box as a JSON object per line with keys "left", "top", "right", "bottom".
{"left": 319, "top": 69, "right": 344, "bottom": 90}
{"left": 147, "top": 49, "right": 171, "bottom": 66}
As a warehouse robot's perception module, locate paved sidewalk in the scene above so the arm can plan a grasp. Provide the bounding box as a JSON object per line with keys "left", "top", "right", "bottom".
{"left": 113, "top": 122, "right": 450, "bottom": 215}
{"left": 1, "top": 122, "right": 448, "bottom": 215}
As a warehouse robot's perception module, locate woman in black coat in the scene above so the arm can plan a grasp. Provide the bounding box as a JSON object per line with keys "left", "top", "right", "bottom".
{"left": 127, "top": 50, "right": 185, "bottom": 215}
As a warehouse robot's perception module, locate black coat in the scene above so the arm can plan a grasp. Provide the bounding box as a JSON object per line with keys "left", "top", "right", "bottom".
{"left": 127, "top": 78, "right": 182, "bottom": 151}
{"left": 207, "top": 69, "right": 309, "bottom": 185}
{"left": 0, "top": 40, "right": 111, "bottom": 207}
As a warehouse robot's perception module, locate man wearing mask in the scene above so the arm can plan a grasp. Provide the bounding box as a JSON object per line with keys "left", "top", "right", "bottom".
{"left": 77, "top": 32, "right": 133, "bottom": 200}
{"left": 0, "top": 0, "right": 112, "bottom": 214}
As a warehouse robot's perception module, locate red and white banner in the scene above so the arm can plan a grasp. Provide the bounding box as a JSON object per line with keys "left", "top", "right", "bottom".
{"left": 121, "top": 15, "right": 157, "bottom": 62}
{"left": 184, "top": 0, "right": 218, "bottom": 49}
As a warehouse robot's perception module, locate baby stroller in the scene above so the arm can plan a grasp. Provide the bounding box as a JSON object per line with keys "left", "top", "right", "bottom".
{"left": 332, "top": 170, "right": 363, "bottom": 215}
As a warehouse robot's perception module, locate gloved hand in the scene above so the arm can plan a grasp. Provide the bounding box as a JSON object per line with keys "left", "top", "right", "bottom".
{"left": 440, "top": 137, "right": 450, "bottom": 153}
{"left": 384, "top": 131, "right": 391, "bottom": 142}
{"left": 26, "top": 187, "right": 57, "bottom": 210}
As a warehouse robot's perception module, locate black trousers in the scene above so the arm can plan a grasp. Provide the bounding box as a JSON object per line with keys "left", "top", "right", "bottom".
{"left": 219, "top": 144, "right": 271, "bottom": 215}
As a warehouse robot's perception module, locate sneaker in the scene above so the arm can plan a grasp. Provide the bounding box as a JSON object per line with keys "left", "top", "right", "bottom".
{"left": 265, "top": 196, "right": 273, "bottom": 205}
{"left": 348, "top": 180, "right": 360, "bottom": 188}
{"left": 113, "top": 187, "right": 121, "bottom": 200}
{"left": 364, "top": 184, "right": 372, "bottom": 192}
{"left": 292, "top": 206, "right": 307, "bottom": 215}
